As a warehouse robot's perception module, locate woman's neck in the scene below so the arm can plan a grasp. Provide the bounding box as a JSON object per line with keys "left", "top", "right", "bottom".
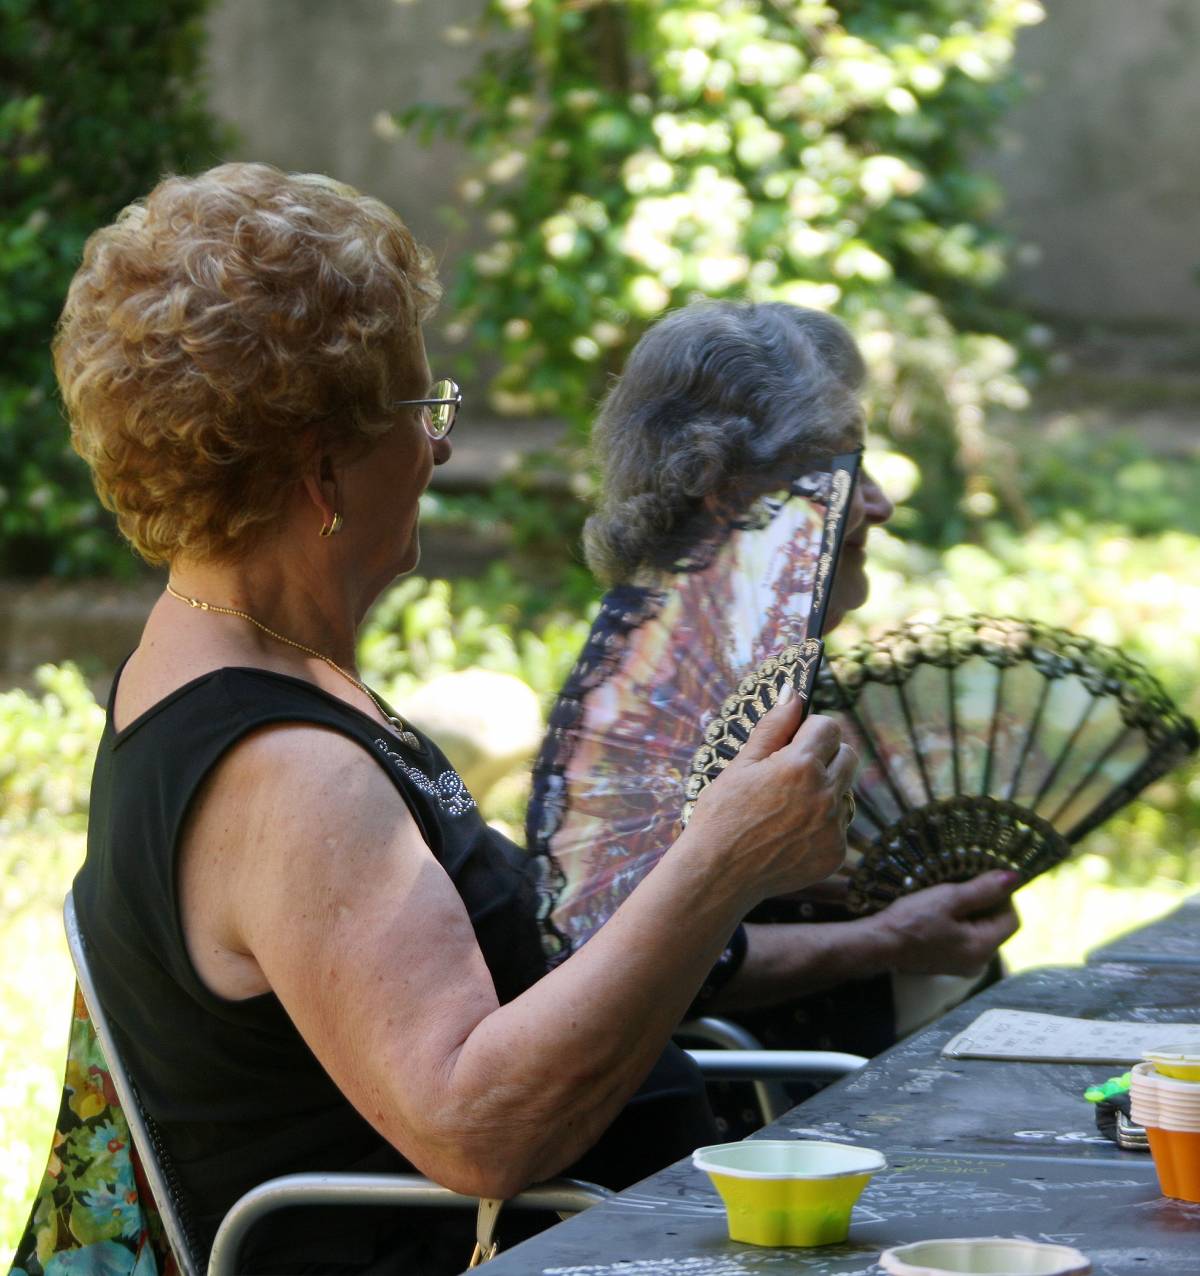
{"left": 166, "top": 554, "right": 362, "bottom": 671}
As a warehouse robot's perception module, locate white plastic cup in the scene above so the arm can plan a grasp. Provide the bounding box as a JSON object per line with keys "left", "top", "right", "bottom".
{"left": 878, "top": 1237, "right": 1091, "bottom": 1275}
{"left": 1133, "top": 1061, "right": 1200, "bottom": 1097}
{"left": 1131, "top": 1062, "right": 1200, "bottom": 1131}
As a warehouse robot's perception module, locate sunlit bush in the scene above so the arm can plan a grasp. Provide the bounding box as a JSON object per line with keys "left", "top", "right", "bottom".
{"left": 360, "top": 565, "right": 595, "bottom": 711}
{"left": 391, "top": 0, "right": 1044, "bottom": 545}
{"left": 0, "top": 664, "right": 102, "bottom": 912}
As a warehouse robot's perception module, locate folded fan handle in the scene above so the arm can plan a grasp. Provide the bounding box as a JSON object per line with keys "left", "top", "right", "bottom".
{"left": 793, "top": 637, "right": 824, "bottom": 725}
{"left": 806, "top": 450, "right": 862, "bottom": 644}
{"left": 793, "top": 449, "right": 860, "bottom": 723}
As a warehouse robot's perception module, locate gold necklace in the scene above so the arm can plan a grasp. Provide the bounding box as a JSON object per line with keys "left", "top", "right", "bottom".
{"left": 165, "top": 581, "right": 421, "bottom": 749}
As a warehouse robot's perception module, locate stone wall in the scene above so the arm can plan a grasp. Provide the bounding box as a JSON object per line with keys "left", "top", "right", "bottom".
{"left": 0, "top": 578, "right": 161, "bottom": 694}
{"left": 982, "top": 0, "right": 1200, "bottom": 324}
{"left": 206, "top": 0, "right": 1200, "bottom": 326}
{"left": 206, "top": 0, "right": 483, "bottom": 365}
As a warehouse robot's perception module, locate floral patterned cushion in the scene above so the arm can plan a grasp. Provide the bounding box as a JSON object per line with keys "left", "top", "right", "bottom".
{"left": 9, "top": 987, "right": 177, "bottom": 1276}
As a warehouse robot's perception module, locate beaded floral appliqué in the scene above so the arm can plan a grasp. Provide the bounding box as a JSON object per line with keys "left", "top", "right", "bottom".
{"left": 374, "top": 739, "right": 477, "bottom": 816}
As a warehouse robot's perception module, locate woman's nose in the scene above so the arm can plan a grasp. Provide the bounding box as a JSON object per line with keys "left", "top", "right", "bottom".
{"left": 860, "top": 471, "right": 894, "bottom": 526}
{"left": 432, "top": 433, "right": 453, "bottom": 466}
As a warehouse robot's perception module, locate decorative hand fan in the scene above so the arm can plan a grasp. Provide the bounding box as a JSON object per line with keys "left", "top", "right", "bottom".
{"left": 684, "top": 613, "right": 1198, "bottom": 915}
{"left": 528, "top": 454, "right": 861, "bottom": 957}
{"left": 679, "top": 451, "right": 859, "bottom": 825}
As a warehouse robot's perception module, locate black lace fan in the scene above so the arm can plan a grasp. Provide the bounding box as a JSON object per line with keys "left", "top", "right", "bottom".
{"left": 682, "top": 614, "right": 1197, "bottom": 915}
{"left": 811, "top": 615, "right": 1198, "bottom": 913}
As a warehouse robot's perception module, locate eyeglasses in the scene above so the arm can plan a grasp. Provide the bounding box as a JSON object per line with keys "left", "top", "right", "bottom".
{"left": 393, "top": 377, "right": 462, "bottom": 439}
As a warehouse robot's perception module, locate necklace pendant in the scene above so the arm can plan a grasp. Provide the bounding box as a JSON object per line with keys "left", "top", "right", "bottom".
{"left": 390, "top": 718, "right": 421, "bottom": 749}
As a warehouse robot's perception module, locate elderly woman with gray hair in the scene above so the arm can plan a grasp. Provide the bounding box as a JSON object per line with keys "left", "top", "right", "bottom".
{"left": 527, "top": 301, "right": 1020, "bottom": 1116}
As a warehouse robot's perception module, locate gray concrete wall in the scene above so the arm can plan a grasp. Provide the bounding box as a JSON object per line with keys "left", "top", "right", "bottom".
{"left": 206, "top": 0, "right": 480, "bottom": 304}
{"left": 205, "top": 0, "right": 1200, "bottom": 329}
{"left": 983, "top": 0, "right": 1200, "bottom": 324}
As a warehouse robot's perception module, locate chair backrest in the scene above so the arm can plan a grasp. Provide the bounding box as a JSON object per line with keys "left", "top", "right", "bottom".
{"left": 64, "top": 890, "right": 203, "bottom": 1276}
{"left": 678, "top": 1015, "right": 790, "bottom": 1124}
{"left": 679, "top": 1016, "right": 867, "bottom": 1125}
{"left": 63, "top": 889, "right": 614, "bottom": 1275}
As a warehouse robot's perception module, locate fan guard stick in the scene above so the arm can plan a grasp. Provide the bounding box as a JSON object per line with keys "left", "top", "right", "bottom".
{"left": 795, "top": 450, "right": 862, "bottom": 721}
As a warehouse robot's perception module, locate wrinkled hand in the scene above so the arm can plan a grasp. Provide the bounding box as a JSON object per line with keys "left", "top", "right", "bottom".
{"left": 875, "top": 871, "right": 1021, "bottom": 976}
{"left": 688, "top": 690, "right": 857, "bottom": 905}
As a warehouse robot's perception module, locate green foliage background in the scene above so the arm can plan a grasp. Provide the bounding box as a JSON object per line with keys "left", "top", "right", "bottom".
{"left": 396, "top": 0, "right": 1043, "bottom": 545}
{"left": 0, "top": 0, "right": 229, "bottom": 577}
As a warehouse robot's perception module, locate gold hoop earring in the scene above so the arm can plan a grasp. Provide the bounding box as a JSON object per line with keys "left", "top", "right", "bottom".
{"left": 319, "top": 511, "right": 343, "bottom": 538}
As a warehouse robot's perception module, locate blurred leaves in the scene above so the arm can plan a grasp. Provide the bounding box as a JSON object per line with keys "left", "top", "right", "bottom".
{"left": 0, "top": 663, "right": 102, "bottom": 913}
{"left": 0, "top": 0, "right": 230, "bottom": 576}
{"left": 393, "top": 0, "right": 1044, "bottom": 547}
{"left": 1010, "top": 425, "right": 1200, "bottom": 538}
{"left": 359, "top": 565, "right": 597, "bottom": 712}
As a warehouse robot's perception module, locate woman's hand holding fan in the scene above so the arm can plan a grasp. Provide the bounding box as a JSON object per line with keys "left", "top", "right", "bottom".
{"left": 684, "top": 691, "right": 856, "bottom": 903}
{"left": 870, "top": 871, "right": 1021, "bottom": 977}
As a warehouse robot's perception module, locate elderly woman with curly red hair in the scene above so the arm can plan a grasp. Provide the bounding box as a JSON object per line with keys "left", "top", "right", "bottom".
{"left": 55, "top": 163, "right": 858, "bottom": 1274}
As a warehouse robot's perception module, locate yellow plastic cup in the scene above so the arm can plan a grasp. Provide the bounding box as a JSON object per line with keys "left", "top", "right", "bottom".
{"left": 1143, "top": 1047, "right": 1200, "bottom": 1082}
{"left": 692, "top": 1140, "right": 885, "bottom": 1247}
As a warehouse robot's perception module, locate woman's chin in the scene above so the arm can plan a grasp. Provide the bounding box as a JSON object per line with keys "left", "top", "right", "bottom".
{"left": 394, "top": 530, "right": 421, "bottom": 578}
{"left": 824, "top": 578, "right": 870, "bottom": 632}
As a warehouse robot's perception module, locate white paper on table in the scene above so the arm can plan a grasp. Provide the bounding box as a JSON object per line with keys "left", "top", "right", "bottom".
{"left": 941, "top": 1009, "right": 1200, "bottom": 1064}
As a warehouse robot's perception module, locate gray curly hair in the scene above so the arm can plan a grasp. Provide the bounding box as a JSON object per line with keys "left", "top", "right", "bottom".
{"left": 583, "top": 301, "right": 866, "bottom": 585}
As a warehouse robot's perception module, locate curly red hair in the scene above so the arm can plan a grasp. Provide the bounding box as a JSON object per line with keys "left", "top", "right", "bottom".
{"left": 54, "top": 162, "right": 441, "bottom": 564}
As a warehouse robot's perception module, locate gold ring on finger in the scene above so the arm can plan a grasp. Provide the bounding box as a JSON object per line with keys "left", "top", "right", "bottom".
{"left": 842, "top": 790, "right": 857, "bottom": 827}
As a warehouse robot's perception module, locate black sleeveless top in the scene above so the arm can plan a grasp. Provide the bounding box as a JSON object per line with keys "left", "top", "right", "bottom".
{"left": 75, "top": 664, "right": 715, "bottom": 1274}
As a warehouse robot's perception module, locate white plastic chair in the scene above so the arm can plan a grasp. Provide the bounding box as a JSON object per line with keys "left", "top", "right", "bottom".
{"left": 680, "top": 1014, "right": 866, "bottom": 1124}
{"left": 64, "top": 891, "right": 609, "bottom": 1275}
{"left": 65, "top": 891, "right": 866, "bottom": 1272}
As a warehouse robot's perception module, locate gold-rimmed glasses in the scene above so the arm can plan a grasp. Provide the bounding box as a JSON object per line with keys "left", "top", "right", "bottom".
{"left": 394, "top": 377, "right": 462, "bottom": 439}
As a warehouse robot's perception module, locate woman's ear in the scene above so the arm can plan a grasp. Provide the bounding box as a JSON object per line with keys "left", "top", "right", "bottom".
{"left": 302, "top": 453, "right": 342, "bottom": 538}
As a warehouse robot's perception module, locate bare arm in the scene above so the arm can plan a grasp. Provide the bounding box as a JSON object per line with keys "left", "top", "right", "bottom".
{"left": 704, "top": 872, "right": 1022, "bottom": 1014}
{"left": 180, "top": 693, "right": 855, "bottom": 1198}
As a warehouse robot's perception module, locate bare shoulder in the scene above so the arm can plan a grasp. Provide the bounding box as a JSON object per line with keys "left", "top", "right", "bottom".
{"left": 178, "top": 721, "right": 433, "bottom": 1000}
{"left": 178, "top": 716, "right": 502, "bottom": 1142}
